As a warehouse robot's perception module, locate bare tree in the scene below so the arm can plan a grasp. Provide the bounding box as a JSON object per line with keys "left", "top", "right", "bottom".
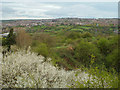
{"left": 16, "top": 29, "right": 32, "bottom": 49}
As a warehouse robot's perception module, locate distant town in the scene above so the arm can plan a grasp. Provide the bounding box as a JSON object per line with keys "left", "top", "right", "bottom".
{"left": 0, "top": 18, "right": 118, "bottom": 34}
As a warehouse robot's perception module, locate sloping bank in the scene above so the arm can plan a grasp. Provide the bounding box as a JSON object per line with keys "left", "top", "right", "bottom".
{"left": 1, "top": 48, "right": 118, "bottom": 88}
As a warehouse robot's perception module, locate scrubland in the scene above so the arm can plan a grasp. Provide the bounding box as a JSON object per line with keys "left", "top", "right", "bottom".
{"left": 1, "top": 24, "right": 119, "bottom": 88}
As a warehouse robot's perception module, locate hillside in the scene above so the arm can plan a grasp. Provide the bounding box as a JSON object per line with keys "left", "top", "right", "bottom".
{"left": 1, "top": 47, "right": 118, "bottom": 88}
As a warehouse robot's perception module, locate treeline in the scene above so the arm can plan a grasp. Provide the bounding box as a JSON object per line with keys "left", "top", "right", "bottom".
{"left": 26, "top": 24, "right": 117, "bottom": 35}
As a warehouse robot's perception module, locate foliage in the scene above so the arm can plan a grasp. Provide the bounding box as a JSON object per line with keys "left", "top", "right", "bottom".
{"left": 32, "top": 33, "right": 57, "bottom": 47}
{"left": 74, "top": 41, "right": 101, "bottom": 67}
{"left": 97, "top": 36, "right": 118, "bottom": 70}
{"left": 68, "top": 54, "right": 119, "bottom": 88}
{"left": 97, "top": 38, "right": 110, "bottom": 56}
{"left": 81, "top": 32, "right": 92, "bottom": 38}
{"left": 1, "top": 24, "right": 118, "bottom": 88}
{"left": 2, "top": 28, "right": 16, "bottom": 47}
{"left": 1, "top": 49, "right": 118, "bottom": 88}
{"left": 32, "top": 42, "right": 49, "bottom": 58}
{"left": 51, "top": 47, "right": 79, "bottom": 70}
{"left": 16, "top": 30, "right": 32, "bottom": 48}
{"left": 106, "top": 48, "right": 119, "bottom": 71}
{"left": 65, "top": 31, "right": 81, "bottom": 39}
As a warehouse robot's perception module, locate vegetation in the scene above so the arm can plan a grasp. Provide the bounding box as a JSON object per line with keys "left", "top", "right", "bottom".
{"left": 16, "top": 30, "right": 32, "bottom": 49}
{"left": 2, "top": 28, "right": 16, "bottom": 51}
{"left": 1, "top": 23, "right": 119, "bottom": 88}
{"left": 1, "top": 48, "right": 118, "bottom": 88}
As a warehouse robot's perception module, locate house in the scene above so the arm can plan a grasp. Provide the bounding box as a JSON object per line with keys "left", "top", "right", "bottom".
{"left": 0, "top": 33, "right": 9, "bottom": 37}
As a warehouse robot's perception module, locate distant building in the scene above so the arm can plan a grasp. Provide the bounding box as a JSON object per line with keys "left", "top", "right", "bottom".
{"left": 0, "top": 33, "right": 9, "bottom": 37}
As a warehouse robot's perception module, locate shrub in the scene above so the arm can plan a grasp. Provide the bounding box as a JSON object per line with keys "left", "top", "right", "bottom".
{"left": 32, "top": 33, "right": 57, "bottom": 47}
{"left": 69, "top": 65, "right": 118, "bottom": 88}
{"left": 97, "top": 38, "right": 110, "bottom": 56}
{"left": 32, "top": 43, "right": 49, "bottom": 59}
{"left": 106, "top": 48, "right": 119, "bottom": 71}
{"left": 1, "top": 47, "right": 118, "bottom": 88}
{"left": 74, "top": 41, "right": 101, "bottom": 67}
{"left": 81, "top": 32, "right": 92, "bottom": 38}
{"left": 108, "top": 36, "right": 118, "bottom": 52}
{"left": 31, "top": 40, "right": 40, "bottom": 47}
{"left": 68, "top": 55, "right": 119, "bottom": 88}
{"left": 52, "top": 47, "right": 78, "bottom": 70}
{"left": 97, "top": 36, "right": 118, "bottom": 70}
{"left": 65, "top": 31, "right": 81, "bottom": 40}
{"left": 1, "top": 49, "right": 89, "bottom": 88}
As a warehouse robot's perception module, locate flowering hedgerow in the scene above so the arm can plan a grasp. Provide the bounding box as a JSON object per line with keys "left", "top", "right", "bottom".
{"left": 0, "top": 47, "right": 118, "bottom": 88}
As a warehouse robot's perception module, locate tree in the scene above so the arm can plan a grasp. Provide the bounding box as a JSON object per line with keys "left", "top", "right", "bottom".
{"left": 16, "top": 30, "right": 32, "bottom": 48}
{"left": 32, "top": 42, "right": 49, "bottom": 61}
{"left": 74, "top": 41, "right": 101, "bottom": 67}
{"left": 97, "top": 38, "right": 110, "bottom": 56}
{"left": 106, "top": 48, "right": 119, "bottom": 71}
{"left": 2, "top": 28, "right": 16, "bottom": 51}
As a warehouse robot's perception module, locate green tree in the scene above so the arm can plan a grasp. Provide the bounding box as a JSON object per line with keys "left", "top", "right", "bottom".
{"left": 32, "top": 42, "right": 49, "bottom": 60}
{"left": 74, "top": 41, "right": 101, "bottom": 67}
{"left": 106, "top": 48, "right": 119, "bottom": 71}
{"left": 2, "top": 28, "right": 16, "bottom": 51}
{"left": 97, "top": 38, "right": 110, "bottom": 56}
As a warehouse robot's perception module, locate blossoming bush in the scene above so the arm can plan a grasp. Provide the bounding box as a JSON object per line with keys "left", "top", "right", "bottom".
{"left": 1, "top": 48, "right": 87, "bottom": 88}
{"left": 0, "top": 47, "right": 118, "bottom": 88}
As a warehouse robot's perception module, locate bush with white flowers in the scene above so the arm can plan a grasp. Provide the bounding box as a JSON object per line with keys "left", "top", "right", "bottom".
{"left": 1, "top": 47, "right": 118, "bottom": 88}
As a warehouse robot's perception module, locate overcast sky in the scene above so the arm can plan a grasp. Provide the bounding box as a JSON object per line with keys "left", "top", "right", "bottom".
{"left": 1, "top": 1, "right": 118, "bottom": 20}
{"left": 1, "top": 0, "right": 119, "bottom": 2}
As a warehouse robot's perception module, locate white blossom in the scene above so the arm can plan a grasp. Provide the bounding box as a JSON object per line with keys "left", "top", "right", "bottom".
{"left": 0, "top": 47, "right": 113, "bottom": 88}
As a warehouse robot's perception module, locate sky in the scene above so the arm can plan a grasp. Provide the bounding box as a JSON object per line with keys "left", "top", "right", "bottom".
{"left": 0, "top": 1, "right": 118, "bottom": 20}
{"left": 1, "top": 0, "right": 120, "bottom": 2}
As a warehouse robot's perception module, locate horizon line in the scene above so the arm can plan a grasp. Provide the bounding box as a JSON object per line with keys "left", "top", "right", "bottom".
{"left": 1, "top": 17, "right": 118, "bottom": 20}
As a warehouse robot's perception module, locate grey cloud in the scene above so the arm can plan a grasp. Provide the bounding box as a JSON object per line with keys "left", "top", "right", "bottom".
{"left": 2, "top": 6, "right": 16, "bottom": 14}
{"left": 1, "top": 2, "right": 118, "bottom": 20}
{"left": 45, "top": 3, "right": 117, "bottom": 18}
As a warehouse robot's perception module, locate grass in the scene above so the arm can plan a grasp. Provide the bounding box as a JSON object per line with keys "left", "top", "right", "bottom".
{"left": 80, "top": 26, "right": 91, "bottom": 29}
{"left": 71, "top": 29, "right": 83, "bottom": 32}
